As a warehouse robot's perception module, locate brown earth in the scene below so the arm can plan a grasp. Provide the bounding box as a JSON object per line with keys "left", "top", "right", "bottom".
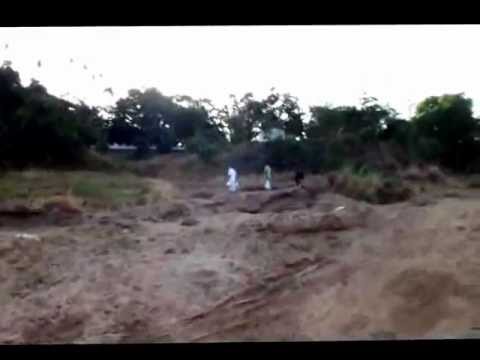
{"left": 2, "top": 169, "right": 480, "bottom": 343}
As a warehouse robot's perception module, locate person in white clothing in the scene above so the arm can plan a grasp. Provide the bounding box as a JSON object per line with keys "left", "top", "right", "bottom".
{"left": 264, "top": 164, "right": 272, "bottom": 190}
{"left": 226, "top": 166, "right": 240, "bottom": 192}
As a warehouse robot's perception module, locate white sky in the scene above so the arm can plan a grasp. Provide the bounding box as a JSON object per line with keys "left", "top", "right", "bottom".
{"left": 1, "top": 25, "right": 480, "bottom": 118}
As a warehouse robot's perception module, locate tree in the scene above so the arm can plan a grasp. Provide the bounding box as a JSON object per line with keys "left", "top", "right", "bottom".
{"left": 412, "top": 93, "right": 480, "bottom": 170}
{"left": 307, "top": 97, "right": 397, "bottom": 142}
{"left": 226, "top": 93, "right": 258, "bottom": 144}
{"left": 281, "top": 94, "right": 304, "bottom": 138}
{"left": 173, "top": 95, "right": 228, "bottom": 143}
{"left": 109, "top": 88, "right": 180, "bottom": 155}
{"left": 0, "top": 65, "right": 104, "bottom": 167}
{"left": 226, "top": 91, "right": 305, "bottom": 143}
{"left": 108, "top": 89, "right": 227, "bottom": 158}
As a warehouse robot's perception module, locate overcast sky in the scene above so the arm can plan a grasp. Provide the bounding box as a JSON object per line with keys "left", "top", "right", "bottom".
{"left": 1, "top": 25, "right": 479, "bottom": 118}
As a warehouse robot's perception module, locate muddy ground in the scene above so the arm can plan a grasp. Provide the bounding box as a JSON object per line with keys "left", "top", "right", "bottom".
{"left": 2, "top": 171, "right": 480, "bottom": 343}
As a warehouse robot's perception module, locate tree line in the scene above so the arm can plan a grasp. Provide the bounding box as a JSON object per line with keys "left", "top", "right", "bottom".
{"left": 1, "top": 64, "right": 480, "bottom": 173}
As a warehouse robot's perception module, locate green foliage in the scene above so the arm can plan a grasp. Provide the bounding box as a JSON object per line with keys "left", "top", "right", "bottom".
{"left": 132, "top": 135, "right": 151, "bottom": 160}
{"left": 308, "top": 98, "right": 397, "bottom": 142}
{"left": 224, "top": 142, "right": 266, "bottom": 173}
{"left": 71, "top": 173, "right": 149, "bottom": 206}
{"left": 263, "top": 139, "right": 326, "bottom": 173}
{"left": 186, "top": 120, "right": 229, "bottom": 163}
{"left": 265, "top": 139, "right": 304, "bottom": 170}
{"left": 467, "top": 175, "right": 480, "bottom": 188}
{"left": 0, "top": 170, "right": 153, "bottom": 208}
{"left": 226, "top": 91, "right": 305, "bottom": 143}
{"left": 301, "top": 139, "right": 326, "bottom": 174}
{"left": 335, "top": 165, "right": 411, "bottom": 204}
{"left": 3, "top": 63, "right": 480, "bottom": 175}
{"left": 95, "top": 129, "right": 109, "bottom": 154}
{"left": 380, "top": 118, "right": 412, "bottom": 145}
{"left": 412, "top": 94, "right": 480, "bottom": 171}
{"left": 186, "top": 134, "right": 221, "bottom": 163}
{"left": 108, "top": 89, "right": 227, "bottom": 157}
{"left": 0, "top": 66, "right": 103, "bottom": 168}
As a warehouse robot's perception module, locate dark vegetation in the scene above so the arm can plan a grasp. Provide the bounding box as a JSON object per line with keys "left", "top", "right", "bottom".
{"left": 2, "top": 64, "right": 480, "bottom": 177}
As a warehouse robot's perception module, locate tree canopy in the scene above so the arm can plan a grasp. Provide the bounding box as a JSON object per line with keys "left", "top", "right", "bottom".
{"left": 1, "top": 64, "right": 480, "bottom": 173}
{"left": 412, "top": 94, "right": 480, "bottom": 170}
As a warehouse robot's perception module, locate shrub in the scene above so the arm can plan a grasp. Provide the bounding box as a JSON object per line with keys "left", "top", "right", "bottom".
{"left": 333, "top": 166, "right": 412, "bottom": 204}
{"left": 324, "top": 139, "right": 349, "bottom": 171}
{"left": 186, "top": 134, "right": 223, "bottom": 163}
{"left": 302, "top": 140, "right": 326, "bottom": 174}
{"left": 224, "top": 142, "right": 266, "bottom": 173}
{"left": 95, "top": 130, "right": 109, "bottom": 154}
{"left": 132, "top": 136, "right": 151, "bottom": 160}
{"left": 265, "top": 139, "right": 305, "bottom": 171}
{"left": 467, "top": 175, "right": 480, "bottom": 188}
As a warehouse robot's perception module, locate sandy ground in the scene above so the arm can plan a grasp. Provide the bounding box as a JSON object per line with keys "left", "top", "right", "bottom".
{"left": 1, "top": 172, "right": 480, "bottom": 343}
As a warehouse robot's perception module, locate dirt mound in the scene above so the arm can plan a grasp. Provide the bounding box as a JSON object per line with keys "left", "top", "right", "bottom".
{"left": 265, "top": 209, "right": 356, "bottom": 235}
{"left": 383, "top": 269, "right": 463, "bottom": 336}
{"left": 42, "top": 197, "right": 83, "bottom": 225}
{"left": 5, "top": 164, "right": 480, "bottom": 343}
{"left": 0, "top": 201, "right": 43, "bottom": 217}
{"left": 401, "top": 165, "right": 446, "bottom": 183}
{"left": 191, "top": 191, "right": 215, "bottom": 200}
{"left": 375, "top": 180, "right": 413, "bottom": 204}
{"left": 236, "top": 188, "right": 316, "bottom": 214}
{"left": 161, "top": 203, "right": 191, "bottom": 221}
{"left": 0, "top": 232, "right": 43, "bottom": 272}
{"left": 174, "top": 256, "right": 336, "bottom": 342}
{"left": 0, "top": 197, "right": 82, "bottom": 227}
{"left": 401, "top": 166, "right": 424, "bottom": 181}
{"left": 410, "top": 194, "right": 436, "bottom": 207}
{"left": 425, "top": 166, "right": 446, "bottom": 183}
{"left": 181, "top": 217, "right": 200, "bottom": 227}
{"left": 22, "top": 311, "right": 88, "bottom": 344}
{"left": 114, "top": 202, "right": 191, "bottom": 223}
{"left": 146, "top": 178, "right": 180, "bottom": 201}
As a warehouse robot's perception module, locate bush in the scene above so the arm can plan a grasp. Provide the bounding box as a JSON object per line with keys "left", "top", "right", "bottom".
{"left": 133, "top": 136, "right": 151, "bottom": 160}
{"left": 413, "top": 94, "right": 479, "bottom": 171}
{"left": 95, "top": 131, "right": 109, "bottom": 154}
{"left": 221, "top": 139, "right": 326, "bottom": 175}
{"left": 333, "top": 166, "right": 412, "bottom": 204}
{"left": 265, "top": 139, "right": 305, "bottom": 171}
{"left": 302, "top": 140, "right": 326, "bottom": 174}
{"left": 401, "top": 165, "right": 424, "bottom": 181}
{"left": 186, "top": 134, "right": 223, "bottom": 163}
{"left": 81, "top": 151, "right": 129, "bottom": 172}
{"left": 467, "top": 175, "right": 480, "bottom": 188}
{"left": 324, "top": 139, "right": 348, "bottom": 171}
{"left": 152, "top": 127, "right": 177, "bottom": 155}
{"left": 415, "top": 137, "right": 443, "bottom": 163}
{"left": 224, "top": 142, "right": 266, "bottom": 173}
{"left": 425, "top": 165, "right": 446, "bottom": 183}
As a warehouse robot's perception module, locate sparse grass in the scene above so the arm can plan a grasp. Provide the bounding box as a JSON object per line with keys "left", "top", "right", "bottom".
{"left": 0, "top": 170, "right": 67, "bottom": 202}
{"left": 71, "top": 173, "right": 150, "bottom": 207}
{"left": 335, "top": 165, "right": 412, "bottom": 204}
{"left": 467, "top": 175, "right": 480, "bottom": 189}
{"left": 337, "top": 165, "right": 383, "bottom": 202}
{"left": 0, "top": 169, "right": 157, "bottom": 210}
{"left": 0, "top": 180, "right": 21, "bottom": 201}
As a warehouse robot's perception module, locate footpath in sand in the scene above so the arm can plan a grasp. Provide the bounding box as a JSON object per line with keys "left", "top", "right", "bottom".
{"left": 1, "top": 174, "right": 480, "bottom": 343}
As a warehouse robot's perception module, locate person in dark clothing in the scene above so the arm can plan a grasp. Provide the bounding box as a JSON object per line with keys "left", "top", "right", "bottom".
{"left": 294, "top": 170, "right": 305, "bottom": 187}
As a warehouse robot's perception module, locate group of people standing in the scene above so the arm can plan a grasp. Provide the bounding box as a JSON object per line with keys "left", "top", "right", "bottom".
{"left": 226, "top": 165, "right": 304, "bottom": 193}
